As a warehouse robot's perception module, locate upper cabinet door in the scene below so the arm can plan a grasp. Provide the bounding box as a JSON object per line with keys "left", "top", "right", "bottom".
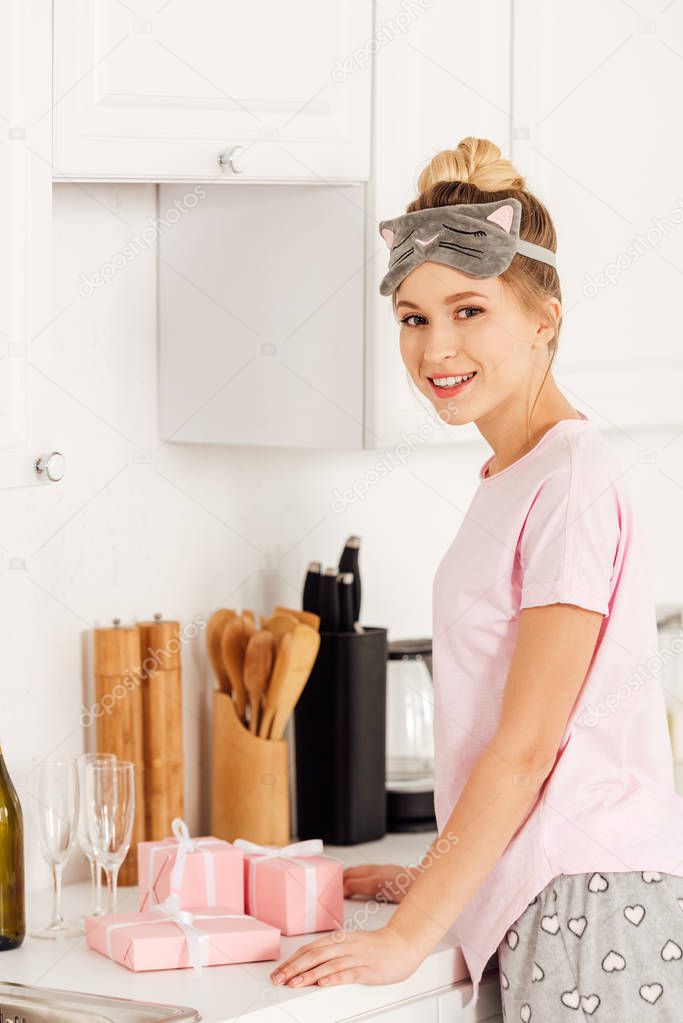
{"left": 512, "top": 0, "right": 683, "bottom": 430}
{"left": 53, "top": 0, "right": 372, "bottom": 182}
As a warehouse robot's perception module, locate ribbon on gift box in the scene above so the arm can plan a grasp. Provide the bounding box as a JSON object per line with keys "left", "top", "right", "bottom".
{"left": 234, "top": 838, "right": 324, "bottom": 934}
{"left": 148, "top": 817, "right": 225, "bottom": 906}
{"left": 104, "top": 894, "right": 250, "bottom": 973}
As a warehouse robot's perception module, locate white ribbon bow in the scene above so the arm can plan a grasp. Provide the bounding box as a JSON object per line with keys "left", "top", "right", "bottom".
{"left": 148, "top": 817, "right": 225, "bottom": 906}
{"left": 234, "top": 838, "right": 324, "bottom": 933}
{"left": 104, "top": 893, "right": 250, "bottom": 973}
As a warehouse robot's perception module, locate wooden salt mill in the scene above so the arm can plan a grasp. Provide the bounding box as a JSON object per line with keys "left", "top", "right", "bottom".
{"left": 93, "top": 620, "right": 146, "bottom": 886}
{"left": 138, "top": 614, "right": 184, "bottom": 840}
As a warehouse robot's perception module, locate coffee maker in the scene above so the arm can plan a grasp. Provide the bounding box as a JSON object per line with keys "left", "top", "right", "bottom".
{"left": 386, "top": 637, "right": 437, "bottom": 832}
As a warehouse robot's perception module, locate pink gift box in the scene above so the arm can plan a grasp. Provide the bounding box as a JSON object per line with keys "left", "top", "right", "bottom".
{"left": 234, "top": 838, "right": 344, "bottom": 936}
{"left": 85, "top": 905, "right": 280, "bottom": 972}
{"left": 138, "top": 818, "right": 244, "bottom": 913}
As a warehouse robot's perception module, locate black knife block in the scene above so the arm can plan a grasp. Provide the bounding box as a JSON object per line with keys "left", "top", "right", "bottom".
{"left": 294, "top": 626, "right": 388, "bottom": 845}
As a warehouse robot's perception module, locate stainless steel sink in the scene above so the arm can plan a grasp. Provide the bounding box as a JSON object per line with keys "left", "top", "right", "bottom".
{"left": 0, "top": 983, "right": 200, "bottom": 1023}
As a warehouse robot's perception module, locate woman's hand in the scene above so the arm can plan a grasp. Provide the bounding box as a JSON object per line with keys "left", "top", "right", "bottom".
{"left": 343, "top": 863, "right": 414, "bottom": 902}
{"left": 270, "top": 925, "right": 423, "bottom": 988}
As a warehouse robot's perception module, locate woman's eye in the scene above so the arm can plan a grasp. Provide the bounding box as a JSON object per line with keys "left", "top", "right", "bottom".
{"left": 399, "top": 307, "right": 483, "bottom": 327}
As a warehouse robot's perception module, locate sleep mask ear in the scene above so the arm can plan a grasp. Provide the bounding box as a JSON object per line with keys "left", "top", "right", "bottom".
{"left": 378, "top": 196, "right": 556, "bottom": 297}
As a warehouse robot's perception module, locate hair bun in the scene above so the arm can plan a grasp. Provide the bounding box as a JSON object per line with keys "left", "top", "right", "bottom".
{"left": 416, "top": 136, "right": 526, "bottom": 194}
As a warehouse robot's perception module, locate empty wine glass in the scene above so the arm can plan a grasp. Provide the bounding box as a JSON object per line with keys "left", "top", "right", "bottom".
{"left": 31, "top": 757, "right": 80, "bottom": 939}
{"left": 76, "top": 753, "right": 116, "bottom": 918}
{"left": 85, "top": 760, "right": 135, "bottom": 913}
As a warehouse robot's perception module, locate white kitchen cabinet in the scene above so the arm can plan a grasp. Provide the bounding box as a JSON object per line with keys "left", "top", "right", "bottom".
{"left": 511, "top": 0, "right": 683, "bottom": 430}
{"left": 353, "top": 973, "right": 503, "bottom": 1022}
{"left": 157, "top": 182, "right": 365, "bottom": 448}
{"left": 52, "top": 0, "right": 372, "bottom": 183}
{"left": 0, "top": 0, "right": 54, "bottom": 487}
{"left": 358, "top": 992, "right": 439, "bottom": 1022}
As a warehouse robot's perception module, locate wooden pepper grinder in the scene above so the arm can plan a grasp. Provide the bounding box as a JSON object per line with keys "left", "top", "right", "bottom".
{"left": 137, "top": 614, "right": 184, "bottom": 840}
{"left": 93, "top": 620, "right": 146, "bottom": 886}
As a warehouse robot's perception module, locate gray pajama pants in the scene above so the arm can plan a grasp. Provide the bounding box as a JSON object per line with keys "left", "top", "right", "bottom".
{"left": 497, "top": 870, "right": 683, "bottom": 1020}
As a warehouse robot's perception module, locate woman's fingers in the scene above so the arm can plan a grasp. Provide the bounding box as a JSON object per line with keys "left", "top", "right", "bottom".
{"left": 318, "top": 966, "right": 368, "bottom": 986}
{"left": 271, "top": 936, "right": 345, "bottom": 985}
{"left": 343, "top": 862, "right": 402, "bottom": 878}
{"left": 343, "top": 875, "right": 388, "bottom": 897}
{"left": 343, "top": 864, "right": 378, "bottom": 877}
{"left": 285, "top": 954, "right": 358, "bottom": 987}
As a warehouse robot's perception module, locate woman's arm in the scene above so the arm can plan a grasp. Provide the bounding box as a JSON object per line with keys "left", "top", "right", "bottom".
{"left": 271, "top": 601, "right": 604, "bottom": 988}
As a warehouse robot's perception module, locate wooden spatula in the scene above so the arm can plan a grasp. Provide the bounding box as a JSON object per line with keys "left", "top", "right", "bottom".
{"left": 242, "top": 609, "right": 255, "bottom": 636}
{"left": 220, "top": 617, "right": 248, "bottom": 722}
{"left": 269, "top": 623, "right": 321, "bottom": 740}
{"left": 273, "top": 606, "right": 321, "bottom": 632}
{"left": 206, "top": 609, "right": 237, "bottom": 693}
{"left": 258, "top": 631, "right": 293, "bottom": 739}
{"left": 262, "top": 612, "right": 299, "bottom": 650}
{"left": 243, "top": 630, "right": 276, "bottom": 734}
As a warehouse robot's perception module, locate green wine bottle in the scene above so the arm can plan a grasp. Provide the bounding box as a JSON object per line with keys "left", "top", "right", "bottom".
{"left": 0, "top": 747, "right": 25, "bottom": 949}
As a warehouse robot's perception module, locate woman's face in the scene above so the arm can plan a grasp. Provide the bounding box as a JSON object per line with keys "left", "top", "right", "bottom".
{"left": 395, "top": 262, "right": 556, "bottom": 425}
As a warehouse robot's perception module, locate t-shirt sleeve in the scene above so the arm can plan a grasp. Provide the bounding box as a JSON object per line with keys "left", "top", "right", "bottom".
{"left": 518, "top": 460, "right": 621, "bottom": 618}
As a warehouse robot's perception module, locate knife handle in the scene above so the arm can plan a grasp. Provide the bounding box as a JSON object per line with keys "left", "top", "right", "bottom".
{"left": 319, "top": 567, "right": 340, "bottom": 632}
{"left": 303, "top": 561, "right": 321, "bottom": 615}
{"left": 338, "top": 572, "right": 355, "bottom": 632}
{"left": 339, "top": 536, "right": 361, "bottom": 623}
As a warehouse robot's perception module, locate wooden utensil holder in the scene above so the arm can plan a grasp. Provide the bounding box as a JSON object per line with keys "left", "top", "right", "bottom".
{"left": 210, "top": 690, "right": 290, "bottom": 845}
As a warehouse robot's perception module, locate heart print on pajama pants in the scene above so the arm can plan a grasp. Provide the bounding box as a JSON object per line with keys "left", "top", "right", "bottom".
{"left": 497, "top": 870, "right": 683, "bottom": 1020}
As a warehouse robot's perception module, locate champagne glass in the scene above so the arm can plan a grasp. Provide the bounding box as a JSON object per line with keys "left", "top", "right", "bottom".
{"left": 85, "top": 760, "right": 134, "bottom": 913}
{"left": 76, "top": 753, "right": 116, "bottom": 917}
{"left": 31, "top": 757, "right": 80, "bottom": 939}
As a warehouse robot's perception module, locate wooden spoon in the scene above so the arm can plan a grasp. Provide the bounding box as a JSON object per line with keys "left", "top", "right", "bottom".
{"left": 206, "top": 609, "right": 237, "bottom": 692}
{"left": 242, "top": 609, "right": 255, "bottom": 636}
{"left": 268, "top": 623, "right": 321, "bottom": 740}
{"left": 273, "top": 606, "right": 320, "bottom": 632}
{"left": 262, "top": 612, "right": 299, "bottom": 650}
{"left": 243, "top": 630, "right": 276, "bottom": 734}
{"left": 220, "top": 618, "right": 248, "bottom": 722}
{"left": 258, "top": 631, "right": 293, "bottom": 739}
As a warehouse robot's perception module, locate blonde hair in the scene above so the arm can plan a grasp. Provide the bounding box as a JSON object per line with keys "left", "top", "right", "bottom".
{"left": 393, "top": 136, "right": 562, "bottom": 425}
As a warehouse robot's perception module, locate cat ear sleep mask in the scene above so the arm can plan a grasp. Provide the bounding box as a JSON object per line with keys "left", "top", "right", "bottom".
{"left": 378, "top": 196, "right": 556, "bottom": 296}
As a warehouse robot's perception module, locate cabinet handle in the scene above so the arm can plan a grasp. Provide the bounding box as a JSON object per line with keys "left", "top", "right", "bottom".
{"left": 217, "top": 145, "right": 246, "bottom": 174}
{"left": 34, "top": 451, "right": 66, "bottom": 483}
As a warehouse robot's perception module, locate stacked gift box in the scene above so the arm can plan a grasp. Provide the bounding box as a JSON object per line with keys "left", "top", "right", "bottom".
{"left": 85, "top": 818, "right": 345, "bottom": 972}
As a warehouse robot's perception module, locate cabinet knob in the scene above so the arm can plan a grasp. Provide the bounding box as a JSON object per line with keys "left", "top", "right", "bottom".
{"left": 217, "top": 144, "right": 246, "bottom": 174}
{"left": 34, "top": 451, "right": 66, "bottom": 483}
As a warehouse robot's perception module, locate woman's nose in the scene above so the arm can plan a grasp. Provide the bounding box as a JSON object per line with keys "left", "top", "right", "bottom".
{"left": 422, "top": 325, "right": 460, "bottom": 363}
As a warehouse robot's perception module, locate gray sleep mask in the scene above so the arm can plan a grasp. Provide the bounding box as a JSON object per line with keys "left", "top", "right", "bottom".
{"left": 378, "top": 196, "right": 556, "bottom": 296}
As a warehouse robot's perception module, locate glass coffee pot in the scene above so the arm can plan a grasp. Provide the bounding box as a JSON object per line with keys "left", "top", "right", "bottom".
{"left": 386, "top": 639, "right": 436, "bottom": 831}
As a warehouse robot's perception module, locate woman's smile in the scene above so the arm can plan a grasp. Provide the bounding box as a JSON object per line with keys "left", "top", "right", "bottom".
{"left": 427, "top": 370, "right": 478, "bottom": 399}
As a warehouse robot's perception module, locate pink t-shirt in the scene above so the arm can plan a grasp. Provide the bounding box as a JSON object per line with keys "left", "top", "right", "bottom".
{"left": 432, "top": 412, "right": 683, "bottom": 1007}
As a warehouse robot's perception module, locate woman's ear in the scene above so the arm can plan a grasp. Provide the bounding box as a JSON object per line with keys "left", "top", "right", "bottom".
{"left": 533, "top": 297, "right": 561, "bottom": 350}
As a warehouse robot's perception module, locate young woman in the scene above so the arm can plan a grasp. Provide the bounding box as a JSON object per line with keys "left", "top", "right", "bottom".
{"left": 270, "top": 137, "right": 683, "bottom": 1019}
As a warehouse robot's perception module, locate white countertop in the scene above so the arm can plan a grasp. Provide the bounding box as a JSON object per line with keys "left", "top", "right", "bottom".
{"left": 0, "top": 831, "right": 501, "bottom": 1022}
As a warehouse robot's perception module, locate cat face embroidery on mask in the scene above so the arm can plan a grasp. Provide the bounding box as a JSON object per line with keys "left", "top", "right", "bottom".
{"left": 378, "top": 196, "right": 531, "bottom": 296}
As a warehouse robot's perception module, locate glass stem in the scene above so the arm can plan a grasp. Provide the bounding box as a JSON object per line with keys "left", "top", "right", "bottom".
{"left": 95, "top": 858, "right": 103, "bottom": 915}
{"left": 51, "top": 862, "right": 64, "bottom": 927}
{"left": 89, "top": 857, "right": 97, "bottom": 911}
{"left": 109, "top": 864, "right": 120, "bottom": 913}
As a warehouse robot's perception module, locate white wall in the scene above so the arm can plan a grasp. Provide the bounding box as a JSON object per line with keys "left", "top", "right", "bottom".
{"left": 3, "top": 182, "right": 682, "bottom": 900}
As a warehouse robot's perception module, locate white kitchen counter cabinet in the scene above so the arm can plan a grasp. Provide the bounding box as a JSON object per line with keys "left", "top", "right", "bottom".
{"left": 6, "top": 832, "right": 503, "bottom": 1022}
